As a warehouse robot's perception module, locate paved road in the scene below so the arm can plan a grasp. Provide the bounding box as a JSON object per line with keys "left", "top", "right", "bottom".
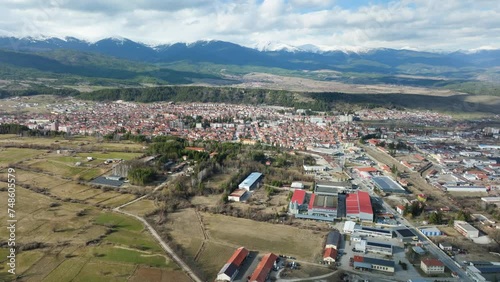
{"left": 362, "top": 147, "right": 472, "bottom": 282}
{"left": 114, "top": 178, "right": 204, "bottom": 282}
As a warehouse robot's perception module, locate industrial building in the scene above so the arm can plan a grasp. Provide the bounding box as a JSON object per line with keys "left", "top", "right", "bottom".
{"left": 419, "top": 227, "right": 442, "bottom": 237}
{"left": 420, "top": 258, "right": 445, "bottom": 275}
{"left": 355, "top": 239, "right": 394, "bottom": 256}
{"left": 345, "top": 191, "right": 374, "bottom": 222}
{"left": 315, "top": 181, "right": 352, "bottom": 195}
{"left": 466, "top": 261, "right": 500, "bottom": 282}
{"left": 372, "top": 176, "right": 407, "bottom": 193}
{"left": 325, "top": 230, "right": 342, "bottom": 249}
{"left": 288, "top": 189, "right": 337, "bottom": 222}
{"left": 443, "top": 184, "right": 488, "bottom": 193}
{"left": 394, "top": 228, "right": 419, "bottom": 243}
{"left": 238, "top": 172, "right": 263, "bottom": 191}
{"left": 216, "top": 247, "right": 249, "bottom": 281}
{"left": 289, "top": 190, "right": 372, "bottom": 222}
{"left": 308, "top": 194, "right": 339, "bottom": 218}
{"left": 344, "top": 221, "right": 393, "bottom": 238}
{"left": 227, "top": 189, "right": 248, "bottom": 202}
{"left": 353, "top": 255, "right": 395, "bottom": 273}
{"left": 454, "top": 220, "right": 480, "bottom": 238}
{"left": 249, "top": 253, "right": 278, "bottom": 282}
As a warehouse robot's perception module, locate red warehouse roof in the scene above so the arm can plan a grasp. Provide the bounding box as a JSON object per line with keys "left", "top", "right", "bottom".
{"left": 346, "top": 191, "right": 373, "bottom": 215}
{"left": 227, "top": 247, "right": 249, "bottom": 267}
{"left": 358, "top": 191, "right": 373, "bottom": 215}
{"left": 308, "top": 193, "right": 316, "bottom": 210}
{"left": 249, "top": 253, "right": 278, "bottom": 282}
{"left": 290, "top": 189, "right": 306, "bottom": 205}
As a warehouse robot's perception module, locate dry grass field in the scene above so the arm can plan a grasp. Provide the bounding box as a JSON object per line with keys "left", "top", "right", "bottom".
{"left": 201, "top": 213, "right": 324, "bottom": 262}
{"left": 0, "top": 142, "right": 187, "bottom": 281}
{"left": 0, "top": 188, "right": 185, "bottom": 281}
{"left": 121, "top": 199, "right": 158, "bottom": 216}
{"left": 164, "top": 208, "right": 326, "bottom": 280}
{"left": 0, "top": 147, "right": 47, "bottom": 168}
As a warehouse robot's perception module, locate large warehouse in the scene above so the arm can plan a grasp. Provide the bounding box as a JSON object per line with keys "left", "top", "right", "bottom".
{"left": 288, "top": 189, "right": 337, "bottom": 221}
{"left": 289, "top": 190, "right": 373, "bottom": 222}
{"left": 372, "top": 176, "right": 407, "bottom": 193}
{"left": 345, "top": 191, "right": 373, "bottom": 222}
{"left": 238, "top": 172, "right": 263, "bottom": 191}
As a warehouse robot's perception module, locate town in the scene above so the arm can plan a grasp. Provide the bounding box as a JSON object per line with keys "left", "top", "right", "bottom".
{"left": 0, "top": 95, "right": 500, "bottom": 282}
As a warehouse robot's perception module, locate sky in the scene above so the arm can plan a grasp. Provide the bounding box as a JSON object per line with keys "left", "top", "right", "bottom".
{"left": 0, "top": 0, "right": 499, "bottom": 51}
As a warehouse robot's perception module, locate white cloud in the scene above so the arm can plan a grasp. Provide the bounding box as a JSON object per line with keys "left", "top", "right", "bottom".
{"left": 0, "top": 0, "right": 498, "bottom": 51}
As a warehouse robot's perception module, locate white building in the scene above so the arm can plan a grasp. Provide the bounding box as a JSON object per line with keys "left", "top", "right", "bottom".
{"left": 420, "top": 258, "right": 445, "bottom": 274}
{"left": 228, "top": 189, "right": 248, "bottom": 202}
{"left": 454, "top": 220, "right": 480, "bottom": 238}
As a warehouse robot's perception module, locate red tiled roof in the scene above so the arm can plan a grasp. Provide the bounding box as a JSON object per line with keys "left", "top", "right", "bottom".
{"left": 249, "top": 253, "right": 278, "bottom": 282}
{"left": 355, "top": 167, "right": 378, "bottom": 172}
{"left": 291, "top": 189, "right": 306, "bottom": 205}
{"left": 323, "top": 247, "right": 338, "bottom": 259}
{"left": 227, "top": 247, "right": 249, "bottom": 267}
{"left": 422, "top": 258, "right": 444, "bottom": 267}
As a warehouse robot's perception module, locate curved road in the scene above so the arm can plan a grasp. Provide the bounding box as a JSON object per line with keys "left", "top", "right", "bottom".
{"left": 114, "top": 179, "right": 204, "bottom": 282}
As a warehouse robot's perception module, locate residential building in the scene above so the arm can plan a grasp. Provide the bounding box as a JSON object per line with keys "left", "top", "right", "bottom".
{"left": 420, "top": 258, "right": 445, "bottom": 274}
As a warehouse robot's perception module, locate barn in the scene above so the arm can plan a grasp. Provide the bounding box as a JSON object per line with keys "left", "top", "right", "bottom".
{"left": 249, "top": 253, "right": 278, "bottom": 282}
{"left": 216, "top": 247, "right": 249, "bottom": 281}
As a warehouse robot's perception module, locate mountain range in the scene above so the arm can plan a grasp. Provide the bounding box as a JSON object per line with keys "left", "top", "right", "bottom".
{"left": 1, "top": 36, "right": 500, "bottom": 74}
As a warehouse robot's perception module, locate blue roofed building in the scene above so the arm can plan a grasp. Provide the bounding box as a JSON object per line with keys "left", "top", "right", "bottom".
{"left": 239, "top": 172, "right": 263, "bottom": 191}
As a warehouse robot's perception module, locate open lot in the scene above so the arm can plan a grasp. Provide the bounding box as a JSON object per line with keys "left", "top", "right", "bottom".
{"left": 0, "top": 188, "right": 186, "bottom": 280}
{"left": 201, "top": 212, "right": 324, "bottom": 261}
{"left": 121, "top": 199, "right": 158, "bottom": 216}
{"left": 164, "top": 208, "right": 326, "bottom": 280}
